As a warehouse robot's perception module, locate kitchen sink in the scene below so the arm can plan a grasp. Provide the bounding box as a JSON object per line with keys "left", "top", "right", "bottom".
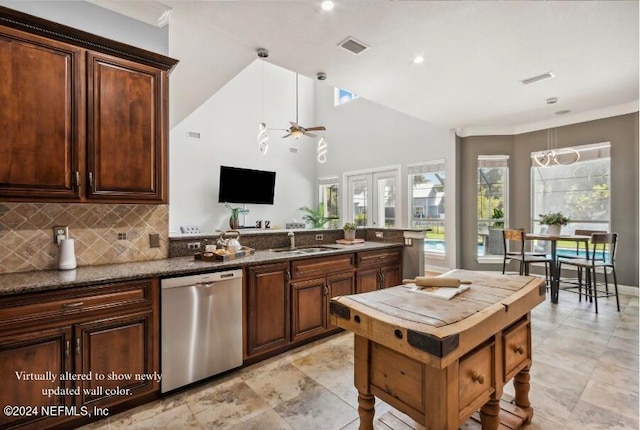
{"left": 271, "top": 245, "right": 340, "bottom": 254}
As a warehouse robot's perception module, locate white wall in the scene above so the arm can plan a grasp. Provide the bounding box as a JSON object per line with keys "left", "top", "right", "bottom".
{"left": 169, "top": 60, "right": 318, "bottom": 235}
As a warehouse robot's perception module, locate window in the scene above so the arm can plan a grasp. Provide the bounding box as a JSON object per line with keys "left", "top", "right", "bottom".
{"left": 334, "top": 88, "right": 358, "bottom": 106}
{"left": 318, "top": 177, "right": 340, "bottom": 229}
{"left": 346, "top": 169, "right": 399, "bottom": 227}
{"left": 477, "top": 155, "right": 509, "bottom": 257}
{"left": 408, "top": 161, "right": 445, "bottom": 254}
{"left": 531, "top": 142, "right": 610, "bottom": 235}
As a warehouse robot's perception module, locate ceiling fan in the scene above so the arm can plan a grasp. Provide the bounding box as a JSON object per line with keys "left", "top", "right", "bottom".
{"left": 281, "top": 73, "right": 326, "bottom": 139}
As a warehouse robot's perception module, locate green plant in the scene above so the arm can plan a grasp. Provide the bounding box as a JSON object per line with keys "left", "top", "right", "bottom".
{"left": 343, "top": 222, "right": 357, "bottom": 231}
{"left": 539, "top": 212, "right": 570, "bottom": 226}
{"left": 299, "top": 203, "right": 330, "bottom": 228}
{"left": 491, "top": 208, "right": 504, "bottom": 228}
{"left": 224, "top": 203, "right": 249, "bottom": 220}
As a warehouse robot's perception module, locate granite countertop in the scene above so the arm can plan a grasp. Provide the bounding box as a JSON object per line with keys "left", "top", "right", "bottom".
{"left": 0, "top": 241, "right": 402, "bottom": 296}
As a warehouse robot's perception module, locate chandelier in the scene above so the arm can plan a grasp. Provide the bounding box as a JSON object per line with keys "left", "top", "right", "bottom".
{"left": 533, "top": 98, "right": 580, "bottom": 167}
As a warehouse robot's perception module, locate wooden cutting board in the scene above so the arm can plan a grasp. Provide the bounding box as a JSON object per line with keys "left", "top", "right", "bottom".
{"left": 336, "top": 238, "right": 365, "bottom": 244}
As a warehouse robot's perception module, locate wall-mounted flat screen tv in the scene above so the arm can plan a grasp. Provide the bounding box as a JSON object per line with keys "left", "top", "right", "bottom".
{"left": 218, "top": 165, "right": 276, "bottom": 205}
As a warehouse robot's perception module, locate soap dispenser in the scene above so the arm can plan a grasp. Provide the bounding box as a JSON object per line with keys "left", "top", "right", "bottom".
{"left": 58, "top": 238, "right": 77, "bottom": 270}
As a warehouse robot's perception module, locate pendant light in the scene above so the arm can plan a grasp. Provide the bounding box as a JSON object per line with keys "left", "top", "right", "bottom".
{"left": 533, "top": 98, "right": 580, "bottom": 167}
{"left": 256, "top": 48, "right": 269, "bottom": 155}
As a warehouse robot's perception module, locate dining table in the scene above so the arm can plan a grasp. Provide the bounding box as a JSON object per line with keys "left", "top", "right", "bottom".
{"left": 525, "top": 233, "right": 591, "bottom": 303}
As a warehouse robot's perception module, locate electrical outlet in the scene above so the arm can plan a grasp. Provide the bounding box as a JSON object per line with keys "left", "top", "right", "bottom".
{"left": 187, "top": 242, "right": 201, "bottom": 250}
{"left": 375, "top": 231, "right": 384, "bottom": 239}
{"left": 118, "top": 232, "right": 127, "bottom": 240}
{"left": 149, "top": 233, "right": 160, "bottom": 248}
{"left": 53, "top": 226, "right": 69, "bottom": 244}
{"left": 315, "top": 234, "right": 323, "bottom": 241}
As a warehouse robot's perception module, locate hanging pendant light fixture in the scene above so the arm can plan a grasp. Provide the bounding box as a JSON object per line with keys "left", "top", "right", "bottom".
{"left": 256, "top": 48, "right": 269, "bottom": 155}
{"left": 533, "top": 98, "right": 580, "bottom": 167}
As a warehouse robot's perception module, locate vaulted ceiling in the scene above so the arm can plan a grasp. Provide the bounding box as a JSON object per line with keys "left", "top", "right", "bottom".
{"left": 95, "top": 0, "right": 640, "bottom": 135}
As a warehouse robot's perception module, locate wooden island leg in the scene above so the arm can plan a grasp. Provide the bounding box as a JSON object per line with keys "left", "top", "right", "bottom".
{"left": 480, "top": 398, "right": 500, "bottom": 430}
{"left": 514, "top": 365, "right": 534, "bottom": 423}
{"left": 357, "top": 392, "right": 375, "bottom": 430}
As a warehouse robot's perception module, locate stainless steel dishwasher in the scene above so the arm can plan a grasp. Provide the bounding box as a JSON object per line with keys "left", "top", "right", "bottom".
{"left": 161, "top": 269, "right": 243, "bottom": 393}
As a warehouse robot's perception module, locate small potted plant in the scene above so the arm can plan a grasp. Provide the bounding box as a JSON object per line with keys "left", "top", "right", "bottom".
{"left": 343, "top": 222, "right": 357, "bottom": 241}
{"left": 225, "top": 203, "right": 249, "bottom": 229}
{"left": 487, "top": 208, "right": 505, "bottom": 255}
{"left": 299, "top": 203, "right": 331, "bottom": 228}
{"left": 539, "top": 212, "right": 570, "bottom": 235}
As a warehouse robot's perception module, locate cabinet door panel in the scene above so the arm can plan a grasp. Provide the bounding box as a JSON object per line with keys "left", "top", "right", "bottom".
{"left": 245, "top": 263, "right": 290, "bottom": 357}
{"left": 0, "top": 326, "right": 73, "bottom": 429}
{"left": 381, "top": 265, "right": 402, "bottom": 289}
{"left": 291, "top": 278, "right": 326, "bottom": 342}
{"left": 87, "top": 52, "right": 165, "bottom": 202}
{"left": 0, "top": 28, "right": 82, "bottom": 199}
{"left": 357, "top": 268, "right": 380, "bottom": 294}
{"left": 327, "top": 272, "right": 355, "bottom": 328}
{"left": 76, "top": 310, "right": 155, "bottom": 408}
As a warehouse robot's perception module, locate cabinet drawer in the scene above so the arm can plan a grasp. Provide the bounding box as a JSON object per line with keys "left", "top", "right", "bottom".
{"left": 291, "top": 255, "right": 355, "bottom": 280}
{"left": 458, "top": 343, "right": 494, "bottom": 416}
{"left": 357, "top": 249, "right": 401, "bottom": 269}
{"left": 0, "top": 279, "right": 155, "bottom": 328}
{"left": 503, "top": 319, "right": 530, "bottom": 381}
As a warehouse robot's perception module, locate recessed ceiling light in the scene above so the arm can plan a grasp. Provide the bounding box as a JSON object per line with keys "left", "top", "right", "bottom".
{"left": 521, "top": 72, "right": 555, "bottom": 85}
{"left": 321, "top": 1, "right": 334, "bottom": 11}
{"left": 413, "top": 55, "right": 424, "bottom": 64}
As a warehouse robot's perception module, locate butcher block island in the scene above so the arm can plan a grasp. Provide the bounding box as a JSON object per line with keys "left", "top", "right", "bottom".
{"left": 329, "top": 270, "right": 546, "bottom": 430}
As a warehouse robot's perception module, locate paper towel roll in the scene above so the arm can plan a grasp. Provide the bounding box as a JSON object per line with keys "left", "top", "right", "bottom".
{"left": 58, "top": 238, "right": 77, "bottom": 270}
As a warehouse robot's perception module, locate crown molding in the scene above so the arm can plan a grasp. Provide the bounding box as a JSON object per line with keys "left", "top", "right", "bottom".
{"left": 456, "top": 101, "right": 639, "bottom": 138}
{"left": 85, "top": 0, "right": 172, "bottom": 28}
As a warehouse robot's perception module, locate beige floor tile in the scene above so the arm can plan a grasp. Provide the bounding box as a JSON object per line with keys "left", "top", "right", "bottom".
{"left": 227, "top": 409, "right": 295, "bottom": 430}
{"left": 580, "top": 380, "right": 639, "bottom": 421}
{"left": 590, "top": 359, "right": 639, "bottom": 393}
{"left": 242, "top": 361, "right": 319, "bottom": 409}
{"left": 564, "top": 400, "right": 640, "bottom": 430}
{"left": 598, "top": 347, "right": 640, "bottom": 371}
{"left": 274, "top": 384, "right": 358, "bottom": 430}
{"left": 607, "top": 335, "right": 640, "bottom": 355}
{"left": 111, "top": 404, "right": 201, "bottom": 430}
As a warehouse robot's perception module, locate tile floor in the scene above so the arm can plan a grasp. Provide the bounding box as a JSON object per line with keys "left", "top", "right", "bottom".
{"left": 80, "top": 290, "right": 639, "bottom": 430}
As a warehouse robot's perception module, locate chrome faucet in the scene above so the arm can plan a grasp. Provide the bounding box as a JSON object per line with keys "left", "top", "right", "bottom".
{"left": 288, "top": 231, "right": 295, "bottom": 249}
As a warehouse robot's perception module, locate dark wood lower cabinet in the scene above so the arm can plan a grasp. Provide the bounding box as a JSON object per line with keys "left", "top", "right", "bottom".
{"left": 0, "top": 279, "right": 158, "bottom": 430}
{"left": 244, "top": 262, "right": 291, "bottom": 359}
{"left": 76, "top": 310, "right": 156, "bottom": 409}
{"left": 0, "top": 327, "right": 73, "bottom": 430}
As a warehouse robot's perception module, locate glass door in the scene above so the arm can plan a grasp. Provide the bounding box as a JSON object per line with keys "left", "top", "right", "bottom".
{"left": 347, "top": 169, "right": 398, "bottom": 227}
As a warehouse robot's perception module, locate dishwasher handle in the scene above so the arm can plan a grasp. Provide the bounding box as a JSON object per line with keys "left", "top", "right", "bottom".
{"left": 195, "top": 282, "right": 215, "bottom": 288}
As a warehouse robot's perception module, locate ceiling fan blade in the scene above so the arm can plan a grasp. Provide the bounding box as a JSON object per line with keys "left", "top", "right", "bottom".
{"left": 304, "top": 126, "right": 326, "bottom": 131}
{"left": 304, "top": 132, "right": 318, "bottom": 138}
{"left": 289, "top": 121, "right": 299, "bottom": 127}
{"left": 281, "top": 133, "right": 291, "bottom": 138}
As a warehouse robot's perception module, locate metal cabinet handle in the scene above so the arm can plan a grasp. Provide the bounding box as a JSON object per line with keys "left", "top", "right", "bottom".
{"left": 75, "top": 171, "right": 81, "bottom": 188}
{"left": 65, "top": 340, "right": 70, "bottom": 358}
{"left": 89, "top": 172, "right": 94, "bottom": 188}
{"left": 324, "top": 284, "right": 329, "bottom": 296}
{"left": 471, "top": 371, "right": 485, "bottom": 384}
{"left": 76, "top": 338, "right": 80, "bottom": 356}
{"left": 513, "top": 344, "right": 524, "bottom": 354}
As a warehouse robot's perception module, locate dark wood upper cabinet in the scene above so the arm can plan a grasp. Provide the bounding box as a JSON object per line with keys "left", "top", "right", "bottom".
{"left": 0, "top": 7, "right": 177, "bottom": 204}
{"left": 0, "top": 27, "right": 83, "bottom": 200}
{"left": 87, "top": 53, "right": 166, "bottom": 201}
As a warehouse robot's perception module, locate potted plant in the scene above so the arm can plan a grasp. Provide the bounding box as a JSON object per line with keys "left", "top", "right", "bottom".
{"left": 299, "top": 203, "right": 331, "bottom": 228}
{"left": 539, "top": 212, "right": 570, "bottom": 235}
{"left": 225, "top": 203, "right": 249, "bottom": 229}
{"left": 491, "top": 208, "right": 504, "bottom": 228}
{"left": 343, "top": 222, "right": 357, "bottom": 241}
{"left": 487, "top": 208, "right": 505, "bottom": 255}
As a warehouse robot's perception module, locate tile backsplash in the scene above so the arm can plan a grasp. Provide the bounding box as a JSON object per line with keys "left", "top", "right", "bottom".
{"left": 0, "top": 203, "right": 168, "bottom": 274}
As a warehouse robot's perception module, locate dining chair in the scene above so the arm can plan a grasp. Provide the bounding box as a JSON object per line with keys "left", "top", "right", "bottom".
{"left": 557, "top": 229, "right": 607, "bottom": 259}
{"left": 557, "top": 233, "right": 619, "bottom": 313}
{"left": 502, "top": 229, "right": 552, "bottom": 283}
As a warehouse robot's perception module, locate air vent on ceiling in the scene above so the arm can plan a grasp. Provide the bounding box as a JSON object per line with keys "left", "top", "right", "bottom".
{"left": 289, "top": 147, "right": 298, "bottom": 154}
{"left": 186, "top": 130, "right": 202, "bottom": 140}
{"left": 520, "top": 72, "right": 555, "bottom": 85}
{"left": 338, "top": 37, "right": 369, "bottom": 55}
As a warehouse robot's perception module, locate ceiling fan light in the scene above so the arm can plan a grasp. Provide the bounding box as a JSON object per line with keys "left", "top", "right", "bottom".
{"left": 291, "top": 129, "right": 304, "bottom": 139}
